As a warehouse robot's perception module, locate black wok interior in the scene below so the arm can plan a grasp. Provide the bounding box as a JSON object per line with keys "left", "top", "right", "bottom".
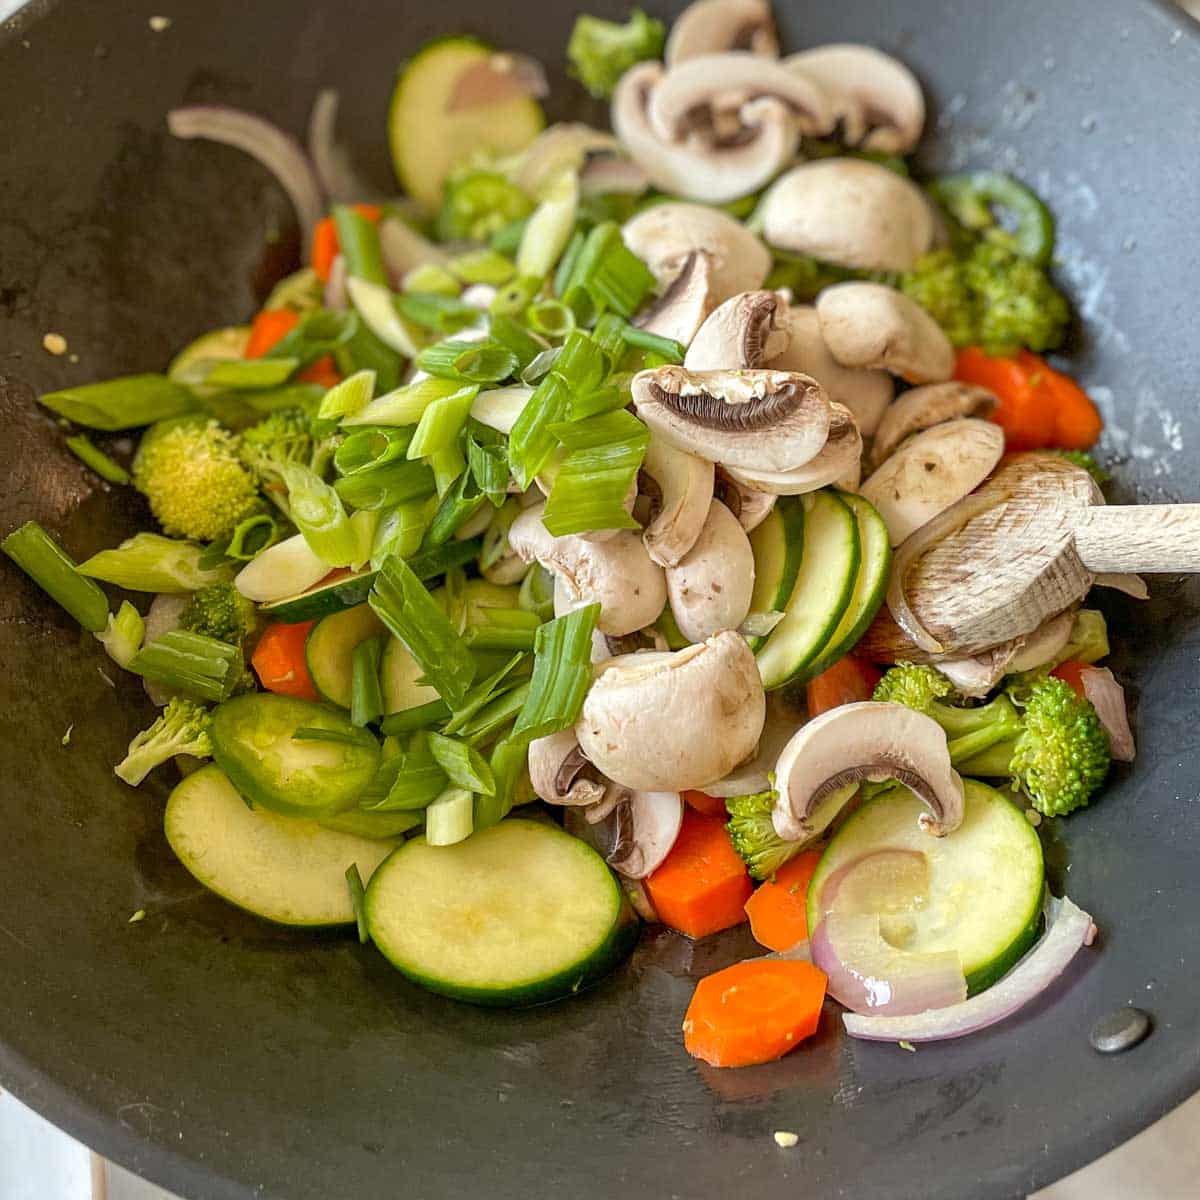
{"left": 2, "top": 2, "right": 1200, "bottom": 1198}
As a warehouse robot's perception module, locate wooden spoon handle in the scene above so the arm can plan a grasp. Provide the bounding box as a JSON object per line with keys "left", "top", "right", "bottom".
{"left": 1075, "top": 505, "right": 1200, "bottom": 573}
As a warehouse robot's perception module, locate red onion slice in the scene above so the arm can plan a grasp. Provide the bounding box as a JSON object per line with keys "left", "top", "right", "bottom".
{"left": 307, "top": 89, "right": 380, "bottom": 204}
{"left": 887, "top": 491, "right": 1007, "bottom": 654}
{"left": 810, "top": 913, "right": 967, "bottom": 1016}
{"left": 168, "top": 106, "right": 324, "bottom": 253}
{"left": 1080, "top": 666, "right": 1136, "bottom": 761}
{"left": 815, "top": 849, "right": 930, "bottom": 919}
{"left": 844, "top": 894, "right": 1096, "bottom": 1042}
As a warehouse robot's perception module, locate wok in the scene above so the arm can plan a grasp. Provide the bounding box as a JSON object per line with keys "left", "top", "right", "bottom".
{"left": 1, "top": 2, "right": 1199, "bottom": 1197}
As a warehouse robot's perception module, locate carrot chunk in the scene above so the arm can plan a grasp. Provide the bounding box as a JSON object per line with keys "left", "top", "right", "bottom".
{"left": 645, "top": 809, "right": 752, "bottom": 939}
{"left": 806, "top": 655, "right": 881, "bottom": 717}
{"left": 250, "top": 620, "right": 318, "bottom": 700}
{"left": 682, "top": 789, "right": 728, "bottom": 818}
{"left": 683, "top": 958, "right": 828, "bottom": 1067}
{"left": 744, "top": 849, "right": 823, "bottom": 953}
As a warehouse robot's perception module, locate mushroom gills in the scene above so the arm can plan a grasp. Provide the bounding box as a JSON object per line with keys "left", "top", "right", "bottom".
{"left": 563, "top": 788, "right": 684, "bottom": 880}
{"left": 665, "top": 499, "right": 756, "bottom": 642}
{"left": 771, "top": 702, "right": 966, "bottom": 844}
{"left": 640, "top": 432, "right": 715, "bottom": 567}
{"left": 860, "top": 418, "right": 1006, "bottom": 547}
{"left": 632, "top": 365, "right": 832, "bottom": 472}
{"left": 683, "top": 290, "right": 791, "bottom": 371}
{"left": 527, "top": 729, "right": 607, "bottom": 807}
{"left": 634, "top": 251, "right": 716, "bottom": 348}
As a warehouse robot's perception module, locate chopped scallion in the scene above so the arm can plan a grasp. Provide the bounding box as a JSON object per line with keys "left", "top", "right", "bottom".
{"left": 78, "top": 532, "right": 231, "bottom": 593}
{"left": 370, "top": 496, "right": 437, "bottom": 569}
{"left": 489, "top": 274, "right": 542, "bottom": 317}
{"left": 464, "top": 607, "right": 542, "bottom": 651}
{"left": 317, "top": 369, "right": 376, "bottom": 422}
{"left": 39, "top": 374, "right": 197, "bottom": 431}
{"left": 335, "top": 426, "right": 414, "bottom": 476}
{"left": 379, "top": 699, "right": 452, "bottom": 737}
{"left": 65, "top": 434, "right": 130, "bottom": 484}
{"left": 200, "top": 357, "right": 299, "bottom": 390}
{"left": 619, "top": 323, "right": 686, "bottom": 363}
{"left": 281, "top": 462, "right": 359, "bottom": 566}
{"left": 345, "top": 864, "right": 370, "bottom": 944}
{"left": 350, "top": 635, "right": 386, "bottom": 728}
{"left": 422, "top": 469, "right": 487, "bottom": 549}
{"left": 333, "top": 204, "right": 389, "bottom": 287}
{"left": 449, "top": 248, "right": 516, "bottom": 286}
{"left": 404, "top": 537, "right": 482, "bottom": 582}
{"left": 427, "top": 732, "right": 496, "bottom": 795}
{"left": 516, "top": 170, "right": 580, "bottom": 280}
{"left": 424, "top": 786, "right": 475, "bottom": 846}
{"left": 332, "top": 458, "right": 436, "bottom": 511}
{"left": 560, "top": 221, "right": 656, "bottom": 317}
{"left": 511, "top": 604, "right": 601, "bottom": 743}
{"left": 128, "top": 630, "right": 242, "bottom": 702}
{"left": 407, "top": 384, "right": 479, "bottom": 459}
{"left": 2, "top": 520, "right": 111, "bottom": 632}
{"left": 414, "top": 340, "right": 518, "bottom": 384}
{"left": 487, "top": 313, "right": 544, "bottom": 370}
{"left": 394, "top": 291, "right": 479, "bottom": 334}
{"left": 342, "top": 376, "right": 464, "bottom": 428}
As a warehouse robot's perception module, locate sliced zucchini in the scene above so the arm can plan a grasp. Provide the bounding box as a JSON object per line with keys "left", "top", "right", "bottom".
{"left": 306, "top": 604, "right": 386, "bottom": 708}
{"left": 261, "top": 568, "right": 377, "bottom": 622}
{"left": 807, "top": 780, "right": 1044, "bottom": 993}
{"left": 366, "top": 819, "right": 638, "bottom": 1006}
{"left": 389, "top": 37, "right": 545, "bottom": 214}
{"left": 745, "top": 497, "right": 804, "bottom": 651}
{"left": 165, "top": 765, "right": 394, "bottom": 927}
{"left": 804, "top": 492, "right": 892, "bottom": 677}
{"left": 210, "top": 694, "right": 381, "bottom": 818}
{"left": 381, "top": 635, "right": 441, "bottom": 715}
{"left": 167, "top": 326, "right": 251, "bottom": 381}
{"left": 755, "top": 490, "right": 859, "bottom": 690}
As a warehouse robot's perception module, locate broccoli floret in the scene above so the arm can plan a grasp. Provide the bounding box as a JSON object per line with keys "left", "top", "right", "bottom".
{"left": 133, "top": 418, "right": 259, "bottom": 543}
{"left": 1009, "top": 676, "right": 1110, "bottom": 816}
{"left": 114, "top": 696, "right": 212, "bottom": 786}
{"left": 179, "top": 581, "right": 257, "bottom": 646}
{"left": 238, "top": 407, "right": 337, "bottom": 516}
{"left": 873, "top": 663, "right": 1024, "bottom": 764}
{"left": 965, "top": 239, "right": 1071, "bottom": 355}
{"left": 898, "top": 249, "right": 979, "bottom": 346}
{"left": 725, "top": 789, "right": 803, "bottom": 882}
{"left": 567, "top": 9, "right": 666, "bottom": 99}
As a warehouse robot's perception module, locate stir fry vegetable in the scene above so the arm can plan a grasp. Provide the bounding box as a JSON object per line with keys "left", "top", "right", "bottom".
{"left": 9, "top": 0, "right": 1158, "bottom": 1076}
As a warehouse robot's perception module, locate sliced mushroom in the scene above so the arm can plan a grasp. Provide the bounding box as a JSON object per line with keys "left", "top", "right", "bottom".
{"left": 936, "top": 645, "right": 1021, "bottom": 698}
{"left": 580, "top": 155, "right": 651, "bottom": 196}
{"left": 510, "top": 122, "right": 647, "bottom": 199}
{"left": 817, "top": 282, "right": 955, "bottom": 384}
{"left": 683, "top": 290, "right": 791, "bottom": 370}
{"left": 759, "top": 159, "right": 935, "bottom": 271}
{"left": 703, "top": 690, "right": 805, "bottom": 797}
{"left": 782, "top": 45, "right": 925, "bottom": 153}
{"left": 577, "top": 631, "right": 766, "bottom": 791}
{"left": 635, "top": 252, "right": 716, "bottom": 347}
{"left": 772, "top": 702, "right": 965, "bottom": 843}
{"left": 647, "top": 52, "right": 834, "bottom": 145}
{"left": 508, "top": 504, "right": 667, "bottom": 637}
{"left": 631, "top": 365, "right": 832, "bottom": 472}
{"left": 860, "top": 418, "right": 1006, "bottom": 546}
{"left": 665, "top": 499, "right": 755, "bottom": 641}
{"left": 1005, "top": 608, "right": 1077, "bottom": 674}
{"left": 767, "top": 305, "right": 893, "bottom": 436}
{"left": 870, "top": 382, "right": 998, "bottom": 468}
{"left": 640, "top": 431, "right": 715, "bottom": 567}
{"left": 665, "top": 0, "right": 779, "bottom": 64}
{"left": 612, "top": 62, "right": 797, "bottom": 204}
{"left": 563, "top": 787, "right": 684, "bottom": 879}
{"left": 527, "top": 729, "right": 607, "bottom": 807}
{"left": 723, "top": 403, "right": 863, "bottom": 495}
{"left": 623, "top": 202, "right": 771, "bottom": 303}
{"left": 714, "top": 467, "right": 776, "bottom": 531}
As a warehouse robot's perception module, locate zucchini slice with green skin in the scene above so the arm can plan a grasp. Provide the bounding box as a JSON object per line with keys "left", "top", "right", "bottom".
{"left": 165, "top": 765, "right": 395, "bottom": 927}
{"left": 803, "top": 492, "right": 892, "bottom": 678}
{"left": 366, "top": 820, "right": 639, "bottom": 1006}
{"left": 755, "top": 489, "right": 859, "bottom": 690}
{"left": 389, "top": 37, "right": 545, "bottom": 214}
{"left": 807, "top": 780, "right": 1044, "bottom": 994}
{"left": 261, "top": 568, "right": 377, "bottom": 623}
{"left": 167, "top": 326, "right": 250, "bottom": 381}
{"left": 380, "top": 634, "right": 441, "bottom": 716}
{"left": 744, "top": 497, "right": 804, "bottom": 652}
{"left": 210, "top": 694, "right": 380, "bottom": 818}
{"left": 306, "top": 604, "right": 386, "bottom": 708}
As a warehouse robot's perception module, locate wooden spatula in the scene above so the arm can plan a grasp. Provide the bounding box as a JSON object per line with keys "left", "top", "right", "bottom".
{"left": 892, "top": 455, "right": 1200, "bottom": 656}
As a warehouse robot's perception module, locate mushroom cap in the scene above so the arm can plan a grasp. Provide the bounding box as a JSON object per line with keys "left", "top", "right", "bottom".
{"left": 860, "top": 418, "right": 1006, "bottom": 546}
{"left": 723, "top": 402, "right": 864, "bottom": 495}
{"left": 665, "top": 499, "right": 756, "bottom": 641}
{"left": 683, "top": 290, "right": 791, "bottom": 371}
{"left": 527, "top": 729, "right": 607, "bottom": 807}
{"left": 816, "top": 281, "right": 955, "bottom": 384}
{"left": 665, "top": 0, "right": 779, "bottom": 65}
{"left": 623, "top": 202, "right": 771, "bottom": 302}
{"left": 512, "top": 122, "right": 622, "bottom": 196}
{"left": 647, "top": 52, "right": 834, "bottom": 144}
{"left": 760, "top": 159, "right": 935, "bottom": 271}
{"left": 768, "top": 304, "right": 894, "bottom": 436}
{"left": 508, "top": 503, "right": 667, "bottom": 637}
{"left": 869, "top": 381, "right": 998, "bottom": 468}
{"left": 634, "top": 251, "right": 716, "bottom": 348}
{"left": 640, "top": 431, "right": 715, "bottom": 567}
{"left": 577, "top": 631, "right": 766, "bottom": 791}
{"left": 612, "top": 62, "right": 797, "bottom": 204}
{"left": 631, "top": 365, "right": 833, "bottom": 472}
{"left": 782, "top": 44, "right": 925, "bottom": 154}
{"left": 563, "top": 787, "right": 684, "bottom": 879}
{"left": 714, "top": 466, "right": 777, "bottom": 531}
{"left": 772, "top": 701, "right": 965, "bottom": 842}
